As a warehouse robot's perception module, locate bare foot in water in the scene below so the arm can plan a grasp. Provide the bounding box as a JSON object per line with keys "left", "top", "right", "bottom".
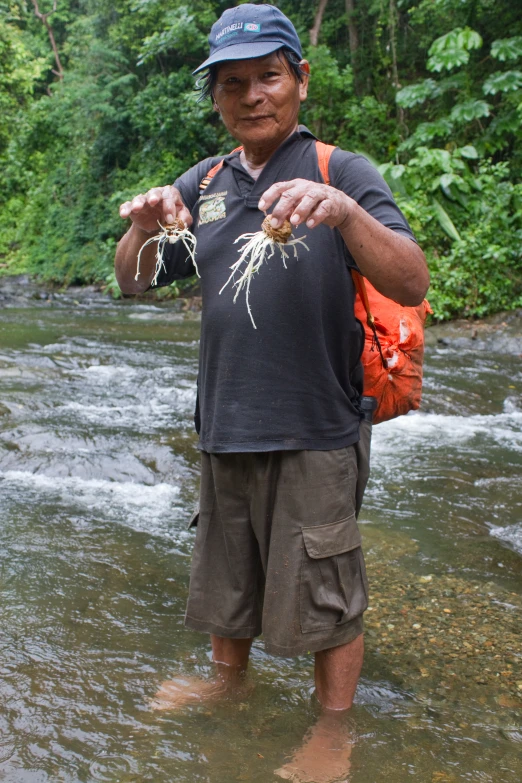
{"left": 150, "top": 675, "right": 229, "bottom": 711}
{"left": 274, "top": 711, "right": 353, "bottom": 783}
{"left": 150, "top": 662, "right": 254, "bottom": 711}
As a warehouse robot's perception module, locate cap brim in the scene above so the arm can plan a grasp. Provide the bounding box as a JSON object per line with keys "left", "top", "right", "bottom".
{"left": 193, "top": 41, "right": 288, "bottom": 74}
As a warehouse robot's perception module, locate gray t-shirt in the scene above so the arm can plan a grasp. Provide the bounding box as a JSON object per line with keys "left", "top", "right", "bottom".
{"left": 155, "top": 126, "right": 415, "bottom": 453}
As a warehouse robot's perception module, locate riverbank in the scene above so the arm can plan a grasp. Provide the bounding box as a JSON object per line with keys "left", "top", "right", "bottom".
{"left": 0, "top": 274, "right": 202, "bottom": 312}
{"left": 2, "top": 274, "right": 522, "bottom": 340}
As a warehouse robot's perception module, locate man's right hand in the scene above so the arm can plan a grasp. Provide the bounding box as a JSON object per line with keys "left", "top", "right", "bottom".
{"left": 119, "top": 185, "right": 193, "bottom": 233}
{"left": 115, "top": 186, "right": 193, "bottom": 295}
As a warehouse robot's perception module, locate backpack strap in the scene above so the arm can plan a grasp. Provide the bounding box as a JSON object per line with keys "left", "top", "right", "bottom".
{"left": 199, "top": 146, "right": 243, "bottom": 193}
{"left": 316, "top": 140, "right": 386, "bottom": 366}
{"left": 315, "top": 140, "right": 336, "bottom": 184}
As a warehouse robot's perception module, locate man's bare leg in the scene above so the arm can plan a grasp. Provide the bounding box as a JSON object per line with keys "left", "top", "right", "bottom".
{"left": 275, "top": 635, "right": 363, "bottom": 782}
{"left": 314, "top": 634, "right": 364, "bottom": 710}
{"left": 151, "top": 635, "right": 253, "bottom": 711}
{"left": 211, "top": 634, "right": 252, "bottom": 677}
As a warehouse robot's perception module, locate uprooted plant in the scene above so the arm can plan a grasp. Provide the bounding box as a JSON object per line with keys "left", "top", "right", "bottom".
{"left": 219, "top": 215, "right": 309, "bottom": 328}
{"left": 135, "top": 219, "right": 198, "bottom": 286}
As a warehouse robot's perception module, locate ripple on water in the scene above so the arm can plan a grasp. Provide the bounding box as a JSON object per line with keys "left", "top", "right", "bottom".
{"left": 366, "top": 408, "right": 522, "bottom": 548}
{"left": 372, "top": 408, "right": 522, "bottom": 458}
{"left": 0, "top": 470, "right": 193, "bottom": 542}
{"left": 490, "top": 523, "right": 522, "bottom": 555}
{"left": 88, "top": 754, "right": 138, "bottom": 781}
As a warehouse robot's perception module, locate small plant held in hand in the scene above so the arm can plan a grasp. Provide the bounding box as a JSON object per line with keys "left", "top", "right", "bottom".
{"left": 220, "top": 215, "right": 309, "bottom": 329}
{"left": 135, "top": 219, "right": 198, "bottom": 286}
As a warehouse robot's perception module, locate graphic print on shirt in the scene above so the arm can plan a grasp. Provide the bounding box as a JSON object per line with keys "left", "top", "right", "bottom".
{"left": 198, "top": 191, "right": 227, "bottom": 225}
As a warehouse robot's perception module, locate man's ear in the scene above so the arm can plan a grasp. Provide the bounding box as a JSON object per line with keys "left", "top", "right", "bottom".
{"left": 299, "top": 60, "right": 310, "bottom": 102}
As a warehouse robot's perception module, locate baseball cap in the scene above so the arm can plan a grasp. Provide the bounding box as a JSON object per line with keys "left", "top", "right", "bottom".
{"left": 193, "top": 4, "right": 302, "bottom": 74}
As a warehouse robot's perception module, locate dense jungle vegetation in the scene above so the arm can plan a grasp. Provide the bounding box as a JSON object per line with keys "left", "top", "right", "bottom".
{"left": 1, "top": 0, "right": 521, "bottom": 318}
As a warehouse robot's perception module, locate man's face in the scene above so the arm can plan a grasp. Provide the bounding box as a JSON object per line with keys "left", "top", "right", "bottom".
{"left": 213, "top": 52, "right": 309, "bottom": 149}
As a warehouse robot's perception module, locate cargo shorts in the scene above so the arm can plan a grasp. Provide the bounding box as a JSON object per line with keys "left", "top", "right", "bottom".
{"left": 185, "top": 432, "right": 371, "bottom": 657}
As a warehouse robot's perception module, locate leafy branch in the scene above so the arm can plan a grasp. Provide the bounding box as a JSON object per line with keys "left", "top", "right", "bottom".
{"left": 29, "top": 0, "right": 64, "bottom": 80}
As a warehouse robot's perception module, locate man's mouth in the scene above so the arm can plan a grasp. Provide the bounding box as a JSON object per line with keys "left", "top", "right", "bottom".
{"left": 241, "top": 115, "right": 273, "bottom": 122}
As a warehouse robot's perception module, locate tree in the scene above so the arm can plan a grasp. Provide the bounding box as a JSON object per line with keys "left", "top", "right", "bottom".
{"left": 29, "top": 0, "right": 64, "bottom": 80}
{"left": 309, "top": 0, "right": 329, "bottom": 46}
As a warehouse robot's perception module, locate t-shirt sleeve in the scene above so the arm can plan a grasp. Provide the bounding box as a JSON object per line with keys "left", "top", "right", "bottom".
{"left": 151, "top": 155, "right": 225, "bottom": 288}
{"left": 329, "top": 149, "right": 416, "bottom": 242}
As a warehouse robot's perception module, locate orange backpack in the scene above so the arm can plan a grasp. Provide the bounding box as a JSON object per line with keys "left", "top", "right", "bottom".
{"left": 200, "top": 141, "right": 431, "bottom": 425}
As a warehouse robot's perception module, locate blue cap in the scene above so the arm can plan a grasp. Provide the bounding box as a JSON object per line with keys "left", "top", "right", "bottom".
{"left": 193, "top": 4, "right": 302, "bottom": 74}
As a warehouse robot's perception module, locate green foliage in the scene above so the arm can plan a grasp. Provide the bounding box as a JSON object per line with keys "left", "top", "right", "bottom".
{"left": 137, "top": 7, "right": 207, "bottom": 64}
{"left": 396, "top": 79, "right": 439, "bottom": 108}
{"left": 427, "top": 27, "right": 483, "bottom": 72}
{"left": 299, "top": 45, "right": 354, "bottom": 140}
{"left": 483, "top": 71, "right": 522, "bottom": 95}
{"left": 0, "top": 16, "right": 47, "bottom": 153}
{"left": 449, "top": 99, "right": 491, "bottom": 123}
{"left": 381, "top": 152, "right": 522, "bottom": 319}
{"left": 0, "top": 0, "right": 521, "bottom": 322}
{"left": 491, "top": 36, "right": 522, "bottom": 62}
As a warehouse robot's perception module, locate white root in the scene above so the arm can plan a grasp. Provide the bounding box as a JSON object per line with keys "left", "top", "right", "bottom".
{"left": 219, "top": 223, "right": 309, "bottom": 329}
{"left": 135, "top": 220, "right": 198, "bottom": 286}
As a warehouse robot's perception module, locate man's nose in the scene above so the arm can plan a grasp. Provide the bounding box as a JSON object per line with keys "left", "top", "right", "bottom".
{"left": 241, "top": 77, "right": 264, "bottom": 105}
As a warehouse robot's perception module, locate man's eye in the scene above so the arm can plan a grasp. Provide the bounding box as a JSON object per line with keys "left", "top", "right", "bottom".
{"left": 263, "top": 71, "right": 279, "bottom": 78}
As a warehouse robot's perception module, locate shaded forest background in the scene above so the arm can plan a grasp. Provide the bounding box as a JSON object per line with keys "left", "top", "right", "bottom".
{"left": 1, "top": 0, "right": 521, "bottom": 319}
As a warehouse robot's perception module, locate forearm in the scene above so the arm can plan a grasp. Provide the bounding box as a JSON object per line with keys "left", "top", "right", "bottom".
{"left": 115, "top": 223, "right": 158, "bottom": 295}
{"left": 338, "top": 201, "right": 430, "bottom": 306}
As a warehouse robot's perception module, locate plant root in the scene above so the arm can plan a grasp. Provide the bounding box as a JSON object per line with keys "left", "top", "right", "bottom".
{"left": 220, "top": 217, "right": 309, "bottom": 329}
{"left": 135, "top": 218, "right": 198, "bottom": 286}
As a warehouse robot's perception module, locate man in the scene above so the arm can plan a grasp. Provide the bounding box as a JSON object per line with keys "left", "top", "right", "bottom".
{"left": 115, "top": 4, "right": 429, "bottom": 780}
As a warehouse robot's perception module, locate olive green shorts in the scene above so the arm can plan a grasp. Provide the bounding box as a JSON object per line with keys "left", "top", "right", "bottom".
{"left": 185, "top": 438, "right": 370, "bottom": 657}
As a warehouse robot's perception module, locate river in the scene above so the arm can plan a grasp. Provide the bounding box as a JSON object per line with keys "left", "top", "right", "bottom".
{"left": 1, "top": 279, "right": 521, "bottom": 782}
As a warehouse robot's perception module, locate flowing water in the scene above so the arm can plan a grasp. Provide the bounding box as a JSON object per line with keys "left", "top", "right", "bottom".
{"left": 1, "top": 280, "right": 521, "bottom": 783}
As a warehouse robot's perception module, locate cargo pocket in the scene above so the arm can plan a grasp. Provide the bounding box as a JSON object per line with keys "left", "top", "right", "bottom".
{"left": 300, "top": 514, "right": 369, "bottom": 633}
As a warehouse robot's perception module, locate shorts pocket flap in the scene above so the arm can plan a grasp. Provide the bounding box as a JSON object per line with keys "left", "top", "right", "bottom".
{"left": 302, "top": 514, "right": 361, "bottom": 559}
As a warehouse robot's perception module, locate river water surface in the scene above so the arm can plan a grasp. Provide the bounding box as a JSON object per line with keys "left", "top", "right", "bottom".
{"left": 1, "top": 285, "right": 521, "bottom": 782}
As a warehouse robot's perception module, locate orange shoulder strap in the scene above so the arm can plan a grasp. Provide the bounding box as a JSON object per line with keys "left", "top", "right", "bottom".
{"left": 315, "top": 143, "right": 375, "bottom": 323}
{"left": 315, "top": 140, "right": 336, "bottom": 185}
{"left": 315, "top": 141, "right": 385, "bottom": 365}
{"left": 199, "top": 146, "right": 243, "bottom": 193}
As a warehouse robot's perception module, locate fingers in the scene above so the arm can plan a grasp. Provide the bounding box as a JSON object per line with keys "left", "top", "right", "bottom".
{"left": 300, "top": 198, "right": 334, "bottom": 229}
{"left": 288, "top": 189, "right": 328, "bottom": 228}
{"left": 160, "top": 186, "right": 193, "bottom": 227}
{"left": 259, "top": 180, "right": 329, "bottom": 229}
{"left": 259, "top": 180, "right": 350, "bottom": 230}
{"left": 160, "top": 185, "right": 175, "bottom": 224}
{"left": 119, "top": 185, "right": 192, "bottom": 229}
{"left": 258, "top": 180, "right": 294, "bottom": 215}
{"left": 119, "top": 193, "right": 146, "bottom": 219}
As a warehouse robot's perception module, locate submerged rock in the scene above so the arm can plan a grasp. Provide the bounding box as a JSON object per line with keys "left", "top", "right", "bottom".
{"left": 362, "top": 525, "right": 522, "bottom": 706}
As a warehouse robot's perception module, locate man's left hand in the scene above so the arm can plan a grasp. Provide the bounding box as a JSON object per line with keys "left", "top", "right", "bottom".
{"left": 259, "top": 178, "right": 430, "bottom": 307}
{"left": 258, "top": 179, "right": 354, "bottom": 231}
